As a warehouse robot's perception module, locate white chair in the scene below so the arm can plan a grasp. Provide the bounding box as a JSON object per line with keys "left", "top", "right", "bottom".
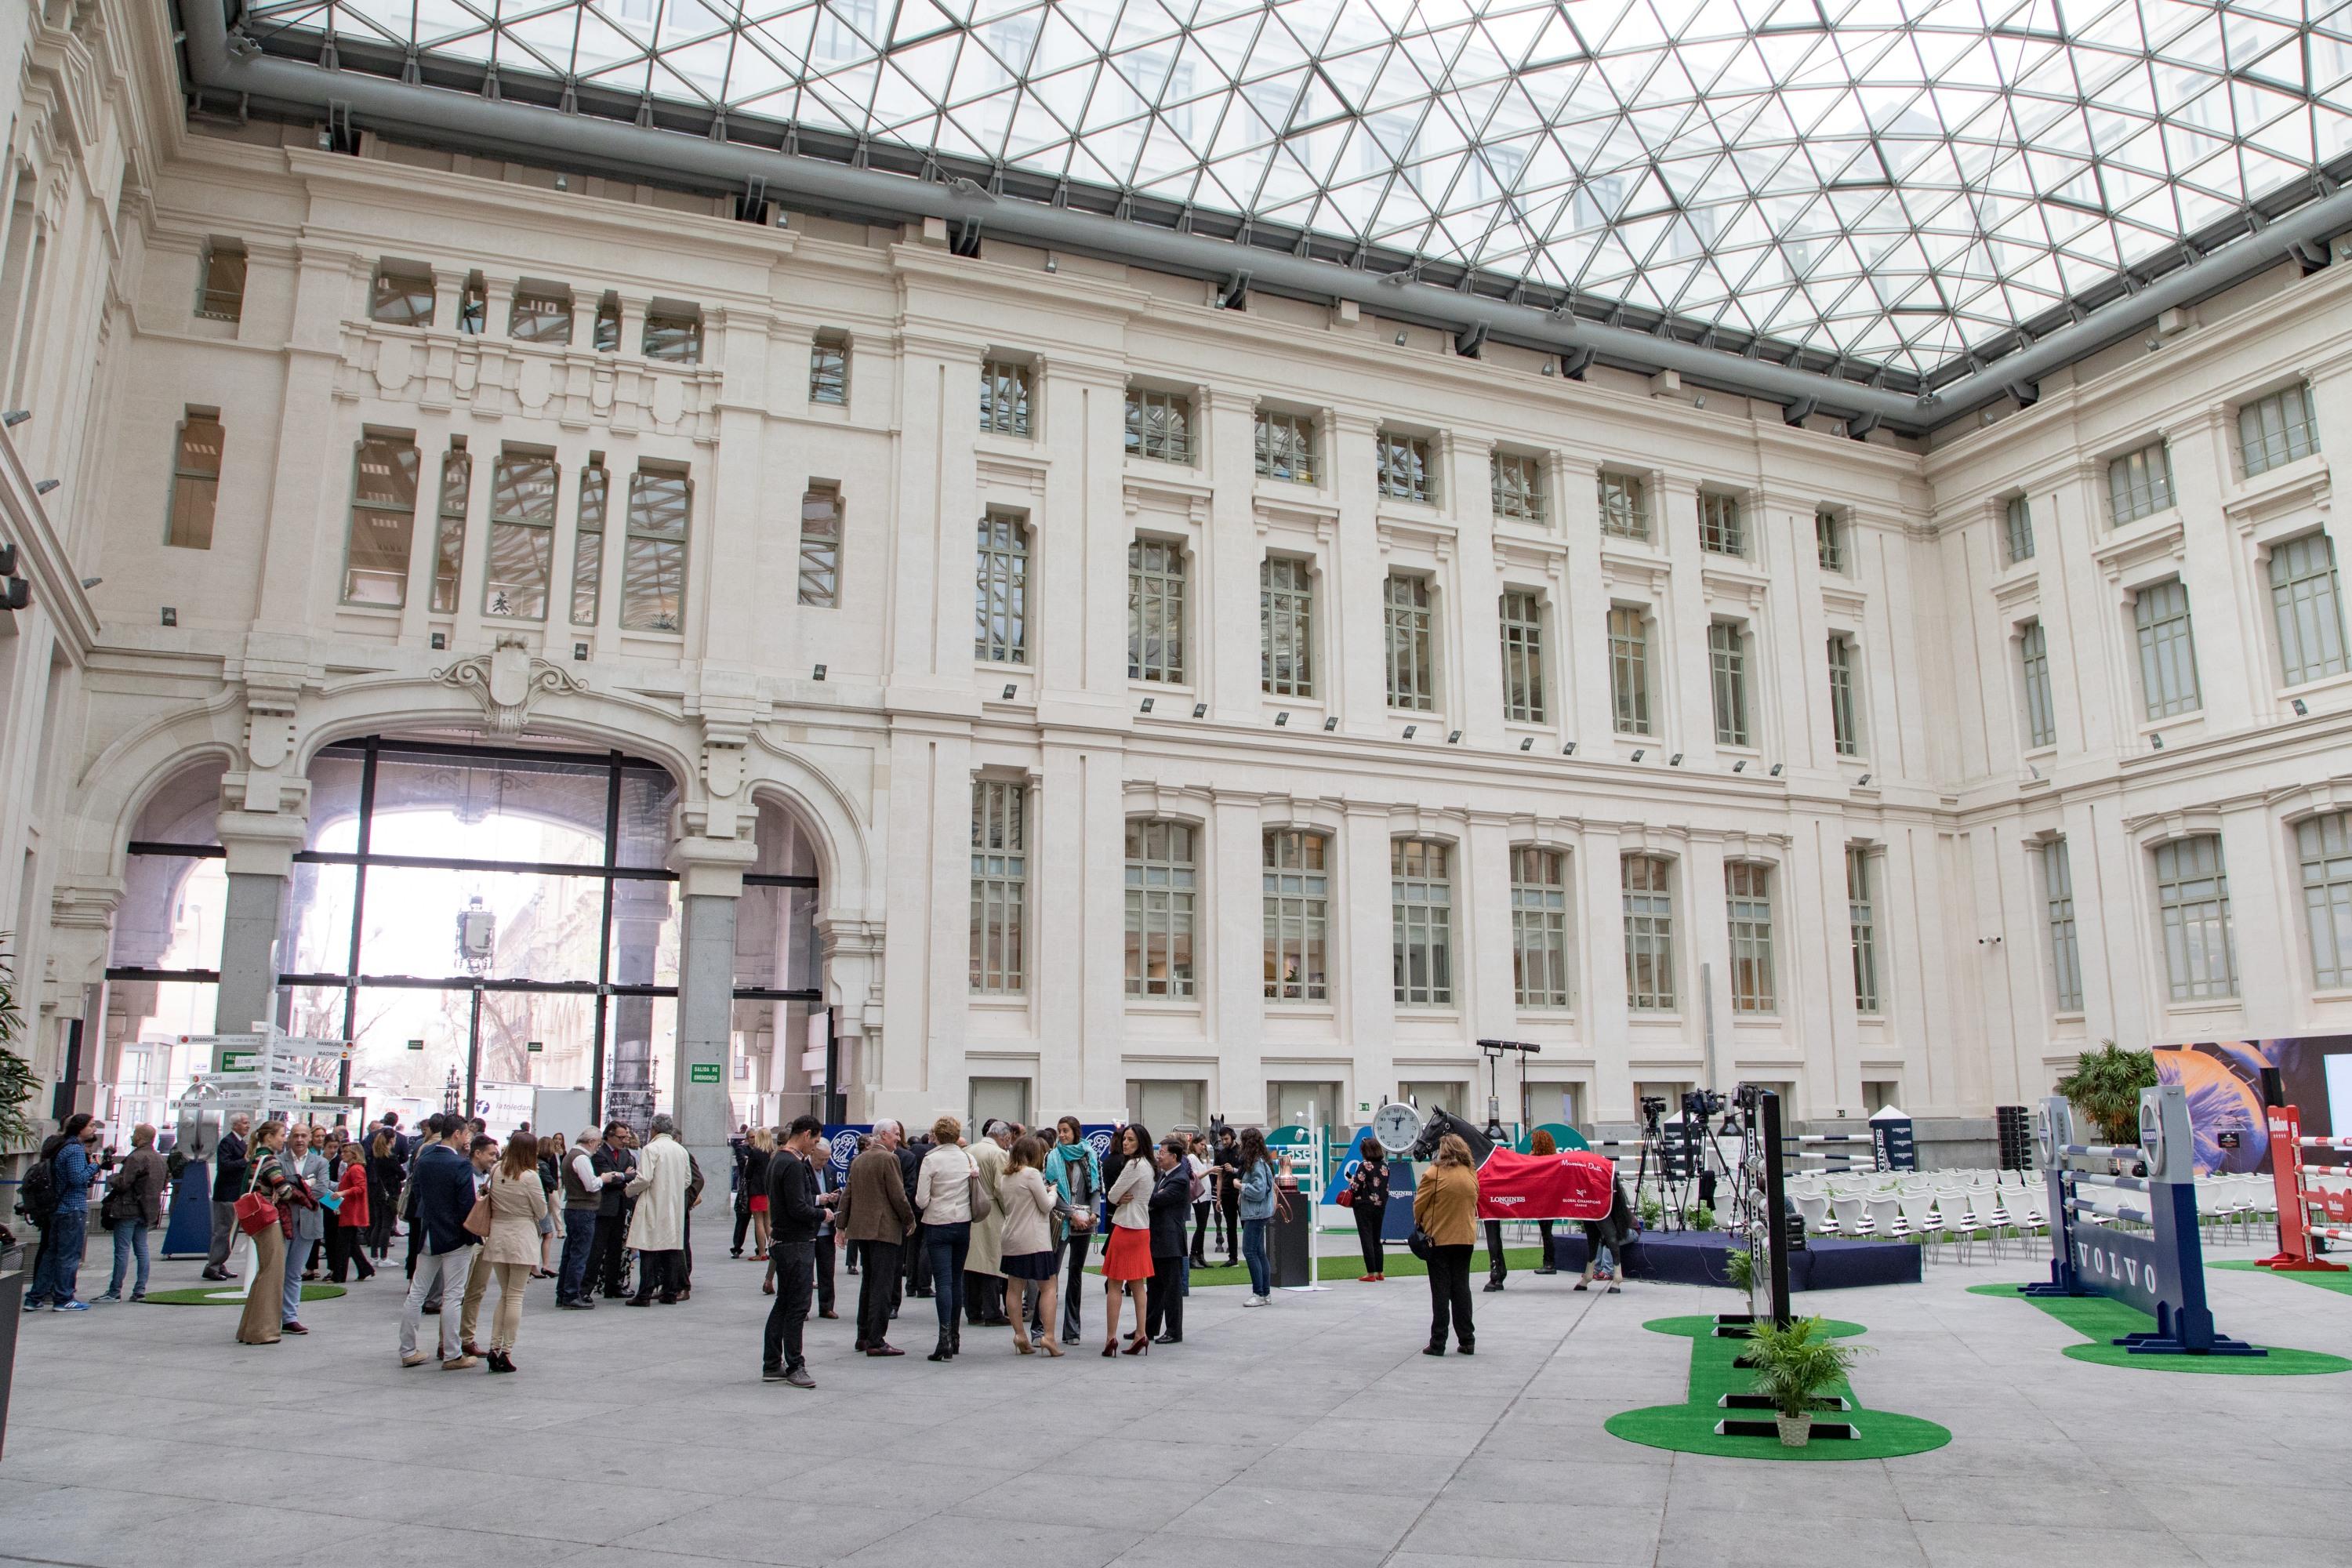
{"left": 1830, "top": 1192, "right": 1875, "bottom": 1240}
{"left": 1866, "top": 1193, "right": 1904, "bottom": 1241}
{"left": 1794, "top": 1190, "right": 1836, "bottom": 1238}
{"left": 1897, "top": 1189, "right": 1944, "bottom": 1261}
{"left": 1968, "top": 1186, "right": 2010, "bottom": 1258}
{"left": 1936, "top": 1189, "right": 1985, "bottom": 1261}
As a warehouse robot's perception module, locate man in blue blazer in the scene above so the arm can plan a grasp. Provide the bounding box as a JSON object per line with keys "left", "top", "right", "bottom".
{"left": 398, "top": 1115, "right": 484, "bottom": 1368}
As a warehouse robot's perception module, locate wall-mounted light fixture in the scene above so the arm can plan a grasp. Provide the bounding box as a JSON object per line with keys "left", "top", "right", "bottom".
{"left": 162, "top": 607, "right": 178, "bottom": 626}
{"left": 1321, "top": 715, "right": 1337, "bottom": 731}
{"left": 1001, "top": 684, "right": 1016, "bottom": 701}
{"left": 1519, "top": 737, "right": 1534, "bottom": 750}
{"left": 1732, "top": 760, "right": 1747, "bottom": 772}
{"left": 1193, "top": 702, "right": 1207, "bottom": 718}
{"left": 1446, "top": 730, "right": 1461, "bottom": 744}
{"left": 1630, "top": 749, "right": 1645, "bottom": 762}
{"left": 2150, "top": 733, "right": 2165, "bottom": 750}
{"left": 812, "top": 663, "right": 826, "bottom": 681}
{"left": 1139, "top": 696, "right": 1154, "bottom": 713}
{"left": 1769, "top": 763, "right": 1783, "bottom": 777}
{"left": 34, "top": 479, "right": 56, "bottom": 495}
{"left": 1401, "top": 724, "right": 1417, "bottom": 739}
{"left": 2292, "top": 697, "right": 2310, "bottom": 716}
{"left": 1668, "top": 753, "right": 1682, "bottom": 767}
{"left": 572, "top": 642, "right": 589, "bottom": 661}
{"left": 2, "top": 409, "right": 28, "bottom": 427}
{"left": 1275, "top": 711, "right": 1290, "bottom": 727}
{"left": 1562, "top": 741, "right": 1577, "bottom": 756}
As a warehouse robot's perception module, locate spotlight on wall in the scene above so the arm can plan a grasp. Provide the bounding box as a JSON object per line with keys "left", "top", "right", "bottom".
{"left": 1630, "top": 749, "right": 1645, "bottom": 762}
{"left": 1401, "top": 724, "right": 1417, "bottom": 739}
{"left": 2292, "top": 697, "right": 2310, "bottom": 716}
{"left": 1693, "top": 395, "right": 1707, "bottom": 409}
{"left": 161, "top": 607, "right": 177, "bottom": 626}
{"left": 1139, "top": 696, "right": 1155, "bottom": 713}
{"left": 2150, "top": 733, "right": 2165, "bottom": 750}
{"left": 1275, "top": 711, "right": 1290, "bottom": 727}
{"left": 1321, "top": 714, "right": 1337, "bottom": 731}
{"left": 572, "top": 642, "right": 589, "bottom": 662}
{"left": 1394, "top": 330, "right": 1408, "bottom": 345}
{"left": 1562, "top": 741, "right": 1577, "bottom": 757}
{"left": 1194, "top": 702, "right": 1208, "bottom": 719}
{"left": 1446, "top": 730, "right": 1461, "bottom": 744}
{"left": 1002, "top": 684, "right": 1016, "bottom": 701}
{"left": 1769, "top": 763, "right": 1783, "bottom": 777}
{"left": 1044, "top": 253, "right": 1059, "bottom": 273}
{"left": 1733, "top": 760, "right": 1747, "bottom": 772}
{"left": 2, "top": 409, "right": 27, "bottom": 427}
{"left": 1519, "top": 737, "right": 1534, "bottom": 751}
{"left": 1857, "top": 772, "right": 1872, "bottom": 786}
{"left": 34, "top": 478, "right": 56, "bottom": 495}
{"left": 1541, "top": 361, "right": 1556, "bottom": 376}
{"left": 430, "top": 630, "right": 445, "bottom": 650}
{"left": 1668, "top": 752, "right": 1682, "bottom": 767}
{"left": 812, "top": 663, "right": 827, "bottom": 681}
{"left": 554, "top": 173, "right": 570, "bottom": 191}
{"left": 78, "top": 576, "right": 101, "bottom": 590}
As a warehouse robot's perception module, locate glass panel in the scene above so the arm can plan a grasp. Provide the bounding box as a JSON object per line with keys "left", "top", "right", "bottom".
{"left": 343, "top": 436, "right": 420, "bottom": 606}
{"left": 114, "top": 854, "right": 227, "bottom": 971}
{"left": 617, "top": 768, "right": 680, "bottom": 870}
{"left": 355, "top": 866, "right": 605, "bottom": 982}
{"left": 103, "top": 984, "right": 217, "bottom": 1132}
{"left": 371, "top": 266, "right": 434, "bottom": 327}
{"left": 735, "top": 883, "right": 821, "bottom": 993}
{"left": 608, "top": 880, "right": 681, "bottom": 993}
{"left": 737, "top": 997, "right": 825, "bottom": 1125}
{"left": 279, "top": 860, "right": 357, "bottom": 978}
{"left": 604, "top": 994, "right": 678, "bottom": 1136}
{"left": 365, "top": 751, "right": 611, "bottom": 863}
{"left": 510, "top": 289, "right": 574, "bottom": 345}
{"left": 344, "top": 985, "right": 473, "bottom": 1127}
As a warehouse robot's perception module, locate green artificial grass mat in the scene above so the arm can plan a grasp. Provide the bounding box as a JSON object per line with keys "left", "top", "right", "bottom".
{"left": 1092, "top": 1244, "right": 1552, "bottom": 1287}
{"left": 140, "top": 1283, "right": 347, "bottom": 1307}
{"left": 1603, "top": 1315, "right": 1951, "bottom": 1462}
{"left": 1968, "top": 1283, "right": 2350, "bottom": 1373}
{"left": 2213, "top": 1259, "right": 2352, "bottom": 1296}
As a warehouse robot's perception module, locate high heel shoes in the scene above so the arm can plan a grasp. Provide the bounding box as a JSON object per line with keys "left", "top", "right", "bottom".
{"left": 1122, "top": 1330, "right": 1150, "bottom": 1356}
{"left": 1042, "top": 1340, "right": 1064, "bottom": 1358}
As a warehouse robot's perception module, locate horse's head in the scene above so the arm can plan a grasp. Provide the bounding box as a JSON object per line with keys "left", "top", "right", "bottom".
{"left": 1409, "top": 1105, "right": 1457, "bottom": 1163}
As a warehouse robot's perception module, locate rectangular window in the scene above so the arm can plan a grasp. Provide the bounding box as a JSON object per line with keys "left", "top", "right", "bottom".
{"left": 2020, "top": 619, "right": 2056, "bottom": 749}
{"left": 1848, "top": 847, "right": 1881, "bottom": 1014}
{"left": 370, "top": 263, "right": 434, "bottom": 327}
{"left": 2298, "top": 811, "right": 2352, "bottom": 989}
{"left": 1816, "top": 508, "right": 1846, "bottom": 573}
{"left": 1124, "top": 387, "right": 1193, "bottom": 463}
{"left": 509, "top": 285, "right": 572, "bottom": 346}
{"left": 1256, "top": 410, "right": 1316, "bottom": 482}
{"left": 2004, "top": 495, "right": 2036, "bottom": 563}
{"left": 165, "top": 412, "right": 224, "bottom": 550}
{"left": 1828, "top": 635, "right": 1862, "bottom": 756}
{"left": 484, "top": 452, "right": 557, "bottom": 620}
{"left": 195, "top": 238, "right": 245, "bottom": 322}
{"left": 569, "top": 459, "right": 607, "bottom": 626}
{"left": 1491, "top": 452, "right": 1545, "bottom": 524}
{"left": 979, "top": 358, "right": 1032, "bottom": 436}
{"left": 970, "top": 780, "right": 1026, "bottom": 994}
{"left": 1700, "top": 492, "right": 1745, "bottom": 556}
{"left": 2133, "top": 578, "right": 2202, "bottom": 719}
{"left": 1725, "top": 862, "right": 1776, "bottom": 1013}
{"left": 2108, "top": 441, "right": 2173, "bottom": 524}
{"left": 975, "top": 511, "right": 1029, "bottom": 663}
{"left": 2240, "top": 383, "right": 2320, "bottom": 477}
{"left": 1598, "top": 470, "right": 1650, "bottom": 539}
{"left": 643, "top": 305, "right": 702, "bottom": 364}
{"left": 2154, "top": 835, "right": 2237, "bottom": 1001}
{"left": 341, "top": 434, "right": 419, "bottom": 606}
{"left": 1622, "top": 854, "right": 1675, "bottom": 1011}
{"left": 620, "top": 466, "right": 690, "bottom": 632}
{"left": 1384, "top": 573, "right": 1436, "bottom": 710}
{"left": 1128, "top": 539, "right": 1187, "bottom": 684}
{"left": 593, "top": 292, "right": 621, "bottom": 352}
{"left": 798, "top": 485, "right": 842, "bottom": 608}
{"left": 2270, "top": 532, "right": 2348, "bottom": 687}
{"left": 1263, "top": 829, "right": 1329, "bottom": 1002}
{"left": 1610, "top": 606, "right": 1653, "bottom": 735}
{"left": 1510, "top": 846, "right": 1572, "bottom": 1009}
{"left": 1261, "top": 557, "right": 1314, "bottom": 697}
{"left": 1392, "top": 839, "right": 1454, "bottom": 1007}
{"left": 809, "top": 332, "right": 848, "bottom": 405}
{"left": 1498, "top": 590, "right": 1546, "bottom": 723}
{"left": 2042, "top": 839, "right": 2084, "bottom": 1012}
{"left": 1377, "top": 431, "right": 1435, "bottom": 503}
{"left": 1123, "top": 819, "right": 1196, "bottom": 999}
{"left": 431, "top": 445, "right": 470, "bottom": 614}
{"left": 1708, "top": 620, "right": 1750, "bottom": 747}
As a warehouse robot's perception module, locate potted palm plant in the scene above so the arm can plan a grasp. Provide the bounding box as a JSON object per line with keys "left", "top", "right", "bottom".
{"left": 1744, "top": 1315, "right": 1863, "bottom": 1446}
{"left": 1724, "top": 1246, "right": 1754, "bottom": 1294}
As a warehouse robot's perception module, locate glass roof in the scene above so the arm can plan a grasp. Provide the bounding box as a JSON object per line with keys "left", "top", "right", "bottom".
{"left": 243, "top": 1, "right": 2352, "bottom": 379}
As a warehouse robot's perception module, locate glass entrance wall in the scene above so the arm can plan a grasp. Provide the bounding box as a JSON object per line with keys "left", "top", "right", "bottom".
{"left": 111, "top": 737, "right": 826, "bottom": 1140}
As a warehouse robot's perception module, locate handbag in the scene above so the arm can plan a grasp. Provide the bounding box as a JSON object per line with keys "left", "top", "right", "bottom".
{"left": 234, "top": 1189, "right": 280, "bottom": 1236}
{"left": 463, "top": 1189, "right": 493, "bottom": 1239}
{"left": 1336, "top": 1187, "right": 1355, "bottom": 1208}
{"left": 965, "top": 1153, "right": 992, "bottom": 1220}
{"left": 1407, "top": 1225, "right": 1432, "bottom": 1261}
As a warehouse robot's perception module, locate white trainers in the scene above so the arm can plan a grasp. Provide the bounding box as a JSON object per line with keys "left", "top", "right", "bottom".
{"left": 1242, "top": 1294, "right": 1269, "bottom": 1308}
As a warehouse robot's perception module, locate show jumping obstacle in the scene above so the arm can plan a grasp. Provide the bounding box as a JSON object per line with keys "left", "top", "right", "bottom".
{"left": 2257, "top": 1103, "right": 2352, "bottom": 1273}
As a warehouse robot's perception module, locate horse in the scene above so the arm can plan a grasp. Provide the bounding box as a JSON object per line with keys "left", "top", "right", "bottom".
{"left": 1406, "top": 1105, "right": 1613, "bottom": 1289}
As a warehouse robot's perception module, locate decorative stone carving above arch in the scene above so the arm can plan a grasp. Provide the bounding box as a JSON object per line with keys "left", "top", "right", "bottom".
{"left": 432, "top": 636, "right": 590, "bottom": 737}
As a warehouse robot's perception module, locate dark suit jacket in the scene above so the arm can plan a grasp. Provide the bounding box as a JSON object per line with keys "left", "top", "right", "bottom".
{"left": 837, "top": 1146, "right": 915, "bottom": 1243}
{"left": 412, "top": 1143, "right": 481, "bottom": 1254}
{"left": 593, "top": 1144, "right": 637, "bottom": 1218}
{"left": 1148, "top": 1160, "right": 1192, "bottom": 1258}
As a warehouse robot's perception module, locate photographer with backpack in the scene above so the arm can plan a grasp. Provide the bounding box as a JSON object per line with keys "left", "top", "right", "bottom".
{"left": 96, "top": 1123, "right": 168, "bottom": 1301}
{"left": 20, "top": 1112, "right": 102, "bottom": 1312}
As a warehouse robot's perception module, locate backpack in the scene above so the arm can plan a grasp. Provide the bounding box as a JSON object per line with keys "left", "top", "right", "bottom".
{"left": 15, "top": 1149, "right": 61, "bottom": 1229}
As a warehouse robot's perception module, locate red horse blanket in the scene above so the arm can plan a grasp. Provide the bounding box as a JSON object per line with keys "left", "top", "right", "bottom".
{"left": 1473, "top": 1149, "right": 1615, "bottom": 1221}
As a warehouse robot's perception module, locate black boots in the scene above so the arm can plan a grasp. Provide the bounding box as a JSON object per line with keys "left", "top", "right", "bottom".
{"left": 950, "top": 1322, "right": 962, "bottom": 1355}
{"left": 928, "top": 1327, "right": 954, "bottom": 1363}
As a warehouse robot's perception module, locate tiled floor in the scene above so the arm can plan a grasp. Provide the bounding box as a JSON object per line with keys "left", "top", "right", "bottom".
{"left": 4, "top": 1234, "right": 2350, "bottom": 1567}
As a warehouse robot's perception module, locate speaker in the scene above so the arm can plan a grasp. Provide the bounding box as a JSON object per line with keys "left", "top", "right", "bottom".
{"left": 1994, "top": 1104, "right": 2032, "bottom": 1171}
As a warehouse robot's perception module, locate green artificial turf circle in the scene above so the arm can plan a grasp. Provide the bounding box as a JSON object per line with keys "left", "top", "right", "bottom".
{"left": 1603, "top": 1315, "right": 1951, "bottom": 1462}
{"left": 1094, "top": 1244, "right": 1553, "bottom": 1286}
{"left": 1969, "top": 1283, "right": 2351, "bottom": 1374}
{"left": 140, "top": 1283, "right": 347, "bottom": 1306}
{"left": 2213, "top": 1258, "right": 2352, "bottom": 1296}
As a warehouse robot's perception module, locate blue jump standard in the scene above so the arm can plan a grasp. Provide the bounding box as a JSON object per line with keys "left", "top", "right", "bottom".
{"left": 1546, "top": 1230, "right": 1921, "bottom": 1290}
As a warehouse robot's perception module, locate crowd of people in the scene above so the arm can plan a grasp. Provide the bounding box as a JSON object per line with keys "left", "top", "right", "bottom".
{"left": 13, "top": 1104, "right": 1639, "bottom": 1376}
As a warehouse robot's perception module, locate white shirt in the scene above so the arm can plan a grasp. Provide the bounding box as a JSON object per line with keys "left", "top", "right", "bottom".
{"left": 568, "top": 1150, "right": 603, "bottom": 1204}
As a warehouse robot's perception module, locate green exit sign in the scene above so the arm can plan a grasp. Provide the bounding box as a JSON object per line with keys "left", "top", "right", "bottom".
{"left": 221, "top": 1050, "right": 255, "bottom": 1071}
{"left": 406, "top": 1040, "right": 424, "bottom": 1051}
{"left": 525, "top": 1040, "right": 543, "bottom": 1054}
{"left": 688, "top": 1062, "right": 722, "bottom": 1084}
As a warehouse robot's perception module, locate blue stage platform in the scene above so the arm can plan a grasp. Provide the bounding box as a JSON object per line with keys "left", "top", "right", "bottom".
{"left": 1545, "top": 1229, "right": 1921, "bottom": 1290}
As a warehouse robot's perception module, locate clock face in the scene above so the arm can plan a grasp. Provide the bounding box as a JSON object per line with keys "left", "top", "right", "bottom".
{"left": 1373, "top": 1102, "right": 1421, "bottom": 1155}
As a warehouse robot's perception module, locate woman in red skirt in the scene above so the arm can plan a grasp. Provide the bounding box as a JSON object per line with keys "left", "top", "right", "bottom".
{"left": 1101, "top": 1123, "right": 1155, "bottom": 1356}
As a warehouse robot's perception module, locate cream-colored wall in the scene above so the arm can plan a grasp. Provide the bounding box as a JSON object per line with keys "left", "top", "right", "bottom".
{"left": 7, "top": 5, "right": 2350, "bottom": 1140}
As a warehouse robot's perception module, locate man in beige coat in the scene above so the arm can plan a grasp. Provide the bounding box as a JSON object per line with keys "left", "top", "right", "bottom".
{"left": 625, "top": 1115, "right": 691, "bottom": 1305}
{"left": 966, "top": 1121, "right": 1012, "bottom": 1326}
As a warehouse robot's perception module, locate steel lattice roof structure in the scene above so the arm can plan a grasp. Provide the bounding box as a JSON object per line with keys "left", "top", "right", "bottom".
{"left": 188, "top": 1, "right": 2352, "bottom": 429}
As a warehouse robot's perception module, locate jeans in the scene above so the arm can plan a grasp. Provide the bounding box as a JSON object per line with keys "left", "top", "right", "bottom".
{"left": 1241, "top": 1217, "right": 1271, "bottom": 1297}
{"left": 1427, "top": 1243, "right": 1475, "bottom": 1348}
{"left": 282, "top": 1232, "right": 312, "bottom": 1323}
{"left": 30, "top": 1209, "right": 89, "bottom": 1307}
{"left": 1145, "top": 1255, "right": 1185, "bottom": 1340}
{"left": 1056, "top": 1233, "right": 1089, "bottom": 1341}
{"left": 557, "top": 1209, "right": 600, "bottom": 1302}
{"left": 923, "top": 1221, "right": 970, "bottom": 1333}
{"left": 1353, "top": 1203, "right": 1386, "bottom": 1273}
{"left": 206, "top": 1201, "right": 238, "bottom": 1271}
{"left": 402, "top": 1248, "right": 475, "bottom": 1359}
{"left": 764, "top": 1241, "right": 814, "bottom": 1372}
{"left": 107, "top": 1220, "right": 151, "bottom": 1298}
{"left": 855, "top": 1239, "right": 902, "bottom": 1348}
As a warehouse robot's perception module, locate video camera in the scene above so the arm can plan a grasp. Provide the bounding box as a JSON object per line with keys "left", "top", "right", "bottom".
{"left": 1681, "top": 1089, "right": 1726, "bottom": 1121}
{"left": 1639, "top": 1094, "right": 1669, "bottom": 1123}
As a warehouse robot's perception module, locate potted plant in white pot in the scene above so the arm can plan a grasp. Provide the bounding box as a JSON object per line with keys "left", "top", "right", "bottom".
{"left": 1744, "top": 1315, "right": 1862, "bottom": 1447}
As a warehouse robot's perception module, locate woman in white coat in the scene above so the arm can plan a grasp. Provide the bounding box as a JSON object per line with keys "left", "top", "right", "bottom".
{"left": 480, "top": 1131, "right": 550, "bottom": 1373}
{"left": 624, "top": 1115, "right": 691, "bottom": 1305}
